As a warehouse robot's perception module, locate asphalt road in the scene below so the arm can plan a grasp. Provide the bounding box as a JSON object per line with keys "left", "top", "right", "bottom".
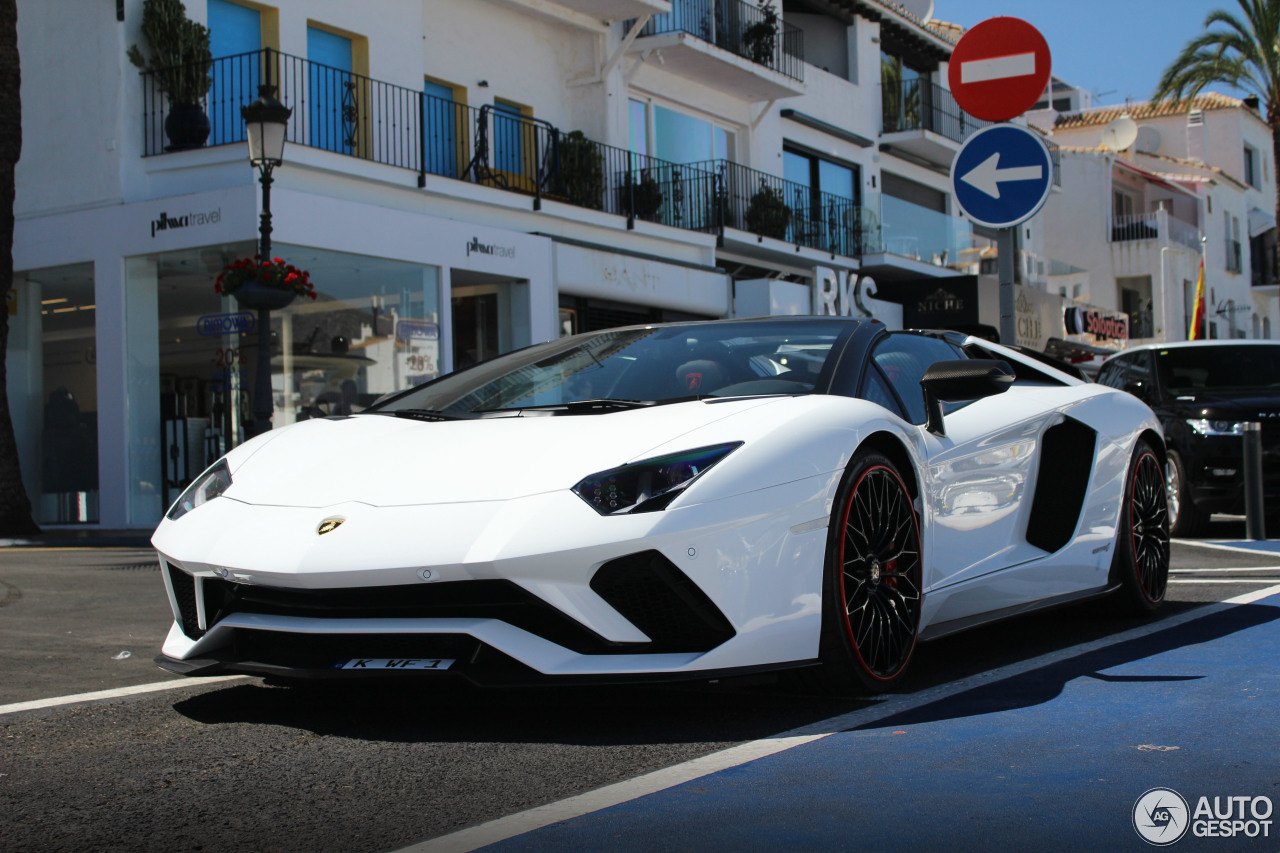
{"left": 2, "top": 525, "right": 1278, "bottom": 853}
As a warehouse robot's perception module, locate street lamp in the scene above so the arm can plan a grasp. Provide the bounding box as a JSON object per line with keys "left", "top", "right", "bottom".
{"left": 241, "top": 83, "right": 292, "bottom": 437}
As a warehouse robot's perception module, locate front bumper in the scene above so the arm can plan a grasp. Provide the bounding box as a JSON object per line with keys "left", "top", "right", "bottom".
{"left": 152, "top": 474, "right": 836, "bottom": 680}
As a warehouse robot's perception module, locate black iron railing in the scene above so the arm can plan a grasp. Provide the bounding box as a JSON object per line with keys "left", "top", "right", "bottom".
{"left": 628, "top": 0, "right": 804, "bottom": 82}
{"left": 144, "top": 48, "right": 426, "bottom": 169}
{"left": 881, "top": 79, "right": 988, "bottom": 144}
{"left": 142, "top": 50, "right": 807, "bottom": 241}
{"left": 688, "top": 159, "right": 877, "bottom": 256}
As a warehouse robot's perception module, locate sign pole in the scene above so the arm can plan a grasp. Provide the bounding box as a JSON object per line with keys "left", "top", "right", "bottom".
{"left": 998, "top": 227, "right": 1016, "bottom": 344}
{"left": 948, "top": 16, "right": 1052, "bottom": 350}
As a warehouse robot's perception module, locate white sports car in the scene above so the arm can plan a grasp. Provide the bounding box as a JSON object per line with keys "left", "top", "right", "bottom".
{"left": 152, "top": 317, "right": 1170, "bottom": 692}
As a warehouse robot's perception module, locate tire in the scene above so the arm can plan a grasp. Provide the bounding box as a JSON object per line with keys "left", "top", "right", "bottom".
{"left": 1113, "top": 440, "right": 1171, "bottom": 615}
{"left": 1164, "top": 450, "right": 1206, "bottom": 538}
{"left": 817, "top": 450, "right": 924, "bottom": 693}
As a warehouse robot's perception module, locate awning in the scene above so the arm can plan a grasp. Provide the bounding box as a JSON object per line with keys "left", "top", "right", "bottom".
{"left": 1249, "top": 207, "right": 1276, "bottom": 238}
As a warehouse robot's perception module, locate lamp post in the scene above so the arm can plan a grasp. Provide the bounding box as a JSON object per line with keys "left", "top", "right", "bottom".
{"left": 242, "top": 82, "right": 292, "bottom": 438}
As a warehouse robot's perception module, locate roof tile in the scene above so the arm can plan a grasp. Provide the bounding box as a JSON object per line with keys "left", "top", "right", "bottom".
{"left": 1053, "top": 92, "right": 1248, "bottom": 129}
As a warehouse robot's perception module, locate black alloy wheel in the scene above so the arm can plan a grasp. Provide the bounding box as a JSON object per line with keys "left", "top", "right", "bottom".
{"left": 821, "top": 450, "right": 923, "bottom": 692}
{"left": 1114, "top": 440, "right": 1171, "bottom": 613}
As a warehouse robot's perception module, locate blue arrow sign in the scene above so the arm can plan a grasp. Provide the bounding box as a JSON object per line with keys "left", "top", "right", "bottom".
{"left": 951, "top": 124, "right": 1053, "bottom": 229}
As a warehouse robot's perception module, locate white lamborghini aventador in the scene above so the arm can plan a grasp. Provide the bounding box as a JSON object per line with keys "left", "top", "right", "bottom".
{"left": 152, "top": 317, "right": 1170, "bottom": 692}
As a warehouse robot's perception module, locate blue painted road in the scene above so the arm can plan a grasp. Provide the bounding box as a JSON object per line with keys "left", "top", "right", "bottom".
{"left": 473, "top": 591, "right": 1280, "bottom": 852}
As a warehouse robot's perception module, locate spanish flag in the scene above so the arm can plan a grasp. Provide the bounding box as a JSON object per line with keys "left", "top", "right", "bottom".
{"left": 1189, "top": 256, "right": 1206, "bottom": 340}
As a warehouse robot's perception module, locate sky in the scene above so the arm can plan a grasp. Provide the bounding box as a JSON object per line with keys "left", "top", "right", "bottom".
{"left": 930, "top": 0, "right": 1253, "bottom": 108}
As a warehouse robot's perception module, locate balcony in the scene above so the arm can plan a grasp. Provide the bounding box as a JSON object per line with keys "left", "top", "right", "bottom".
{"left": 880, "top": 80, "right": 989, "bottom": 168}
{"left": 625, "top": 0, "right": 805, "bottom": 100}
{"left": 686, "top": 159, "right": 872, "bottom": 257}
{"left": 142, "top": 50, "right": 720, "bottom": 234}
{"left": 536, "top": 0, "right": 671, "bottom": 22}
{"left": 1108, "top": 210, "right": 1201, "bottom": 251}
{"left": 865, "top": 195, "right": 975, "bottom": 274}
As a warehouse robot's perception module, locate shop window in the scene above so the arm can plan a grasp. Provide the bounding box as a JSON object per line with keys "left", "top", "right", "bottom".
{"left": 9, "top": 264, "right": 99, "bottom": 524}
{"left": 127, "top": 244, "right": 441, "bottom": 520}
{"left": 452, "top": 275, "right": 530, "bottom": 370}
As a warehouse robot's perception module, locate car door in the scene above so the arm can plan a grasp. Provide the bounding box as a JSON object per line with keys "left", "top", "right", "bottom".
{"left": 862, "top": 332, "right": 1073, "bottom": 606}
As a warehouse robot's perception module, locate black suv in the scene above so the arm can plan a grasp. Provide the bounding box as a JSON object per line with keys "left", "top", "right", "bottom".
{"left": 1098, "top": 341, "right": 1280, "bottom": 536}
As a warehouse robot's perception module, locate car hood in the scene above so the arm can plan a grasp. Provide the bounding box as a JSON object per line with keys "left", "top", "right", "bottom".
{"left": 223, "top": 400, "right": 778, "bottom": 507}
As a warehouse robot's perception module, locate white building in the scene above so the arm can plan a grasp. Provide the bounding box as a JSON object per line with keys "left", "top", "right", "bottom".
{"left": 1043, "top": 93, "right": 1278, "bottom": 344}
{"left": 9, "top": 0, "right": 1016, "bottom": 530}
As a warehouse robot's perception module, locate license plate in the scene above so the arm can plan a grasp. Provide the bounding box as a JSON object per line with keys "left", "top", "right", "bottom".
{"left": 338, "top": 658, "right": 455, "bottom": 671}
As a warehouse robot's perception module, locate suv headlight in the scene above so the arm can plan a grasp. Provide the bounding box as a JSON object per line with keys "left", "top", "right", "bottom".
{"left": 1186, "top": 419, "right": 1245, "bottom": 436}
{"left": 166, "top": 459, "right": 233, "bottom": 521}
{"left": 573, "top": 443, "right": 742, "bottom": 515}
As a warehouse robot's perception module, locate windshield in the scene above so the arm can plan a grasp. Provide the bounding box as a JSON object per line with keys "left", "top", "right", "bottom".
{"left": 371, "top": 319, "right": 852, "bottom": 414}
{"left": 1157, "top": 345, "right": 1280, "bottom": 395}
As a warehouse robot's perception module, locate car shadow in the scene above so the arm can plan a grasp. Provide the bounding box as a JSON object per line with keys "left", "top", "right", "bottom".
{"left": 171, "top": 674, "right": 869, "bottom": 746}
{"left": 169, "top": 597, "right": 1261, "bottom": 747}
{"left": 856, "top": 599, "right": 1279, "bottom": 731}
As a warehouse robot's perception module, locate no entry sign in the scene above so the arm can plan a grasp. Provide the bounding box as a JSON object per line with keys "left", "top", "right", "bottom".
{"left": 947, "top": 17, "right": 1051, "bottom": 122}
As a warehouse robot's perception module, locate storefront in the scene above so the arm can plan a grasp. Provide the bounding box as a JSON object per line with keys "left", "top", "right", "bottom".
{"left": 11, "top": 187, "right": 554, "bottom": 529}
{"left": 553, "top": 241, "right": 730, "bottom": 335}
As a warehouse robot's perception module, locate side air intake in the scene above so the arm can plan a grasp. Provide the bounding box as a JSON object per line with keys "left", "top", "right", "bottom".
{"left": 1026, "top": 418, "right": 1097, "bottom": 553}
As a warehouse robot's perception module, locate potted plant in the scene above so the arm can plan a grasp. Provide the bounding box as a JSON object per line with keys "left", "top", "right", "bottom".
{"left": 127, "top": 0, "right": 213, "bottom": 151}
{"left": 745, "top": 181, "right": 790, "bottom": 239}
{"left": 741, "top": 0, "right": 779, "bottom": 65}
{"left": 558, "top": 131, "right": 604, "bottom": 210}
{"left": 621, "top": 167, "right": 664, "bottom": 221}
{"left": 216, "top": 256, "right": 317, "bottom": 311}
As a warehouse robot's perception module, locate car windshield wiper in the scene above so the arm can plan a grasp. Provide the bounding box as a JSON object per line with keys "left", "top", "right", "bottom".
{"left": 479, "top": 398, "right": 662, "bottom": 414}
{"left": 381, "top": 408, "right": 482, "bottom": 421}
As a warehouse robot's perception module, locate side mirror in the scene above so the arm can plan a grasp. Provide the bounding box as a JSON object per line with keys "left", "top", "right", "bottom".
{"left": 919, "top": 359, "right": 1015, "bottom": 436}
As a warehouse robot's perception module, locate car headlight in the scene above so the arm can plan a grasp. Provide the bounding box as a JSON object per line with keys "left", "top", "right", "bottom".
{"left": 166, "top": 459, "right": 233, "bottom": 521}
{"left": 572, "top": 442, "right": 742, "bottom": 515}
{"left": 1186, "top": 419, "right": 1245, "bottom": 436}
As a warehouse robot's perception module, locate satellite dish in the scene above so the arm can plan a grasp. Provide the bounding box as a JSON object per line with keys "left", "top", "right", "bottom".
{"left": 1134, "top": 125, "right": 1162, "bottom": 154}
{"left": 1100, "top": 115, "right": 1139, "bottom": 152}
{"left": 897, "top": 0, "right": 934, "bottom": 22}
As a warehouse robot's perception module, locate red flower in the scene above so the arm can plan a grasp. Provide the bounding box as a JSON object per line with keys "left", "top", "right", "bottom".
{"left": 216, "top": 256, "right": 318, "bottom": 299}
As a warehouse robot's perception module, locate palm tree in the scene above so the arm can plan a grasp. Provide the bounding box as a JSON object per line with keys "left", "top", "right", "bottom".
{"left": 0, "top": 0, "right": 37, "bottom": 536}
{"left": 1152, "top": 0, "right": 1280, "bottom": 239}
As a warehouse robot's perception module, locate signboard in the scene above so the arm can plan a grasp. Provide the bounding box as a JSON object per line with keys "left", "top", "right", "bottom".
{"left": 396, "top": 318, "right": 439, "bottom": 385}
{"left": 196, "top": 311, "right": 255, "bottom": 337}
{"left": 947, "top": 17, "right": 1051, "bottom": 122}
{"left": 395, "top": 319, "right": 440, "bottom": 341}
{"left": 1064, "top": 306, "right": 1129, "bottom": 340}
{"left": 952, "top": 124, "right": 1054, "bottom": 229}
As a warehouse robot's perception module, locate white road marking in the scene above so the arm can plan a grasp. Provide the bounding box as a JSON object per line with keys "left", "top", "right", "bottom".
{"left": 960, "top": 52, "right": 1037, "bottom": 84}
{"left": 0, "top": 675, "right": 250, "bottom": 717}
{"left": 1173, "top": 540, "right": 1280, "bottom": 555}
{"left": 1169, "top": 578, "right": 1280, "bottom": 584}
{"left": 398, "top": 584, "right": 1280, "bottom": 853}
{"left": 1172, "top": 566, "right": 1280, "bottom": 573}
